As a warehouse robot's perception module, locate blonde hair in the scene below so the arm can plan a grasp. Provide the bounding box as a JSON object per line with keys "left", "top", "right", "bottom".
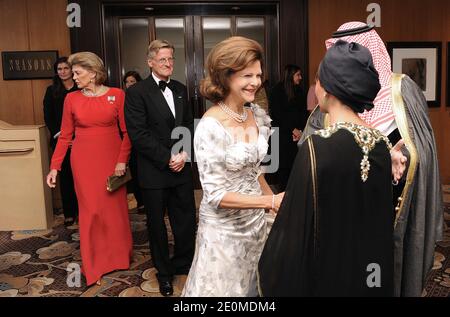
{"left": 68, "top": 52, "right": 107, "bottom": 85}
{"left": 200, "top": 36, "right": 264, "bottom": 103}
{"left": 147, "top": 39, "right": 175, "bottom": 60}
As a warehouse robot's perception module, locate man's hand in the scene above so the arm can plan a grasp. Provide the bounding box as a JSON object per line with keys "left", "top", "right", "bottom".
{"left": 391, "top": 139, "right": 407, "bottom": 183}
{"left": 292, "top": 128, "right": 302, "bottom": 142}
{"left": 169, "top": 151, "right": 188, "bottom": 172}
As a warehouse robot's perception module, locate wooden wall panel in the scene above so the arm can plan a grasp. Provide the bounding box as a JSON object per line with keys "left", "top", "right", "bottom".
{"left": 307, "top": 0, "right": 368, "bottom": 83}
{"left": 0, "top": 0, "right": 71, "bottom": 126}
{"left": 309, "top": 0, "right": 450, "bottom": 183}
{"left": 0, "top": 0, "right": 34, "bottom": 125}
{"left": 440, "top": 0, "right": 449, "bottom": 183}
{"left": 28, "top": 0, "right": 71, "bottom": 125}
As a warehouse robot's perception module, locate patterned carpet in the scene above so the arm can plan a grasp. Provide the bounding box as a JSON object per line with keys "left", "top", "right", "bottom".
{"left": 423, "top": 185, "right": 450, "bottom": 297}
{"left": 0, "top": 195, "right": 187, "bottom": 297}
{"left": 1, "top": 190, "right": 449, "bottom": 297}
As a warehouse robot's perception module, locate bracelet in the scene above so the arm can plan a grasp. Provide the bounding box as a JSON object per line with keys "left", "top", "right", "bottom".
{"left": 271, "top": 194, "right": 275, "bottom": 210}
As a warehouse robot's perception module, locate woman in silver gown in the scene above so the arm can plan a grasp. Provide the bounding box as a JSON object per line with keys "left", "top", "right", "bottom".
{"left": 182, "top": 36, "right": 284, "bottom": 297}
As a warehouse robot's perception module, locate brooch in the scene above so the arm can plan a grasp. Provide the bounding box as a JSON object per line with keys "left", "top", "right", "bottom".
{"left": 107, "top": 95, "right": 116, "bottom": 104}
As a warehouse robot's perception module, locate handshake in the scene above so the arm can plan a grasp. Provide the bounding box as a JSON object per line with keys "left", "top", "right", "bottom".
{"left": 169, "top": 151, "right": 189, "bottom": 172}
{"left": 292, "top": 128, "right": 302, "bottom": 142}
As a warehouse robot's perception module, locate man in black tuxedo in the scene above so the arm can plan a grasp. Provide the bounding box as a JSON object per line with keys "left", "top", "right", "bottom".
{"left": 124, "top": 39, "right": 196, "bottom": 296}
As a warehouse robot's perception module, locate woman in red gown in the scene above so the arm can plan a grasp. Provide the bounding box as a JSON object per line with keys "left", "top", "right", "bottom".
{"left": 46, "top": 52, "right": 132, "bottom": 286}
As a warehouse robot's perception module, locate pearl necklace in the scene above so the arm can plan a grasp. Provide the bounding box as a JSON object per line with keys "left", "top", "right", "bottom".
{"left": 218, "top": 101, "right": 248, "bottom": 123}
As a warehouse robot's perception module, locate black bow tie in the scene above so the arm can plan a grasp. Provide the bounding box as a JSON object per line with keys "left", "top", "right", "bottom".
{"left": 159, "top": 80, "right": 170, "bottom": 92}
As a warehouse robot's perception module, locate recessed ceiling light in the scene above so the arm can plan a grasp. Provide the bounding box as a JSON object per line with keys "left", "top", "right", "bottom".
{"left": 231, "top": 6, "right": 240, "bottom": 10}
{"left": 144, "top": 7, "right": 154, "bottom": 11}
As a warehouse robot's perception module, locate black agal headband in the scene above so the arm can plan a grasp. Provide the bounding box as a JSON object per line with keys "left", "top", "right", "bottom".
{"left": 331, "top": 24, "right": 375, "bottom": 38}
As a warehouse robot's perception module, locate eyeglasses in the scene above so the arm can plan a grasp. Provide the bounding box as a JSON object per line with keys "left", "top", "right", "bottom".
{"left": 155, "top": 57, "right": 175, "bottom": 65}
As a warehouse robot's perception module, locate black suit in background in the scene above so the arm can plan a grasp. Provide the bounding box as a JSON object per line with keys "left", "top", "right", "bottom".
{"left": 124, "top": 76, "right": 196, "bottom": 283}
{"left": 269, "top": 81, "right": 309, "bottom": 191}
{"left": 43, "top": 84, "right": 79, "bottom": 220}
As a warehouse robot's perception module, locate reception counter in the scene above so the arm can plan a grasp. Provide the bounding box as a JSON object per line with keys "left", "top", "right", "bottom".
{"left": 0, "top": 120, "right": 53, "bottom": 230}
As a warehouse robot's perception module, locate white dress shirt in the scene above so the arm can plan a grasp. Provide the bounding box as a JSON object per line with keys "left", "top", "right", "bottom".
{"left": 152, "top": 72, "right": 176, "bottom": 119}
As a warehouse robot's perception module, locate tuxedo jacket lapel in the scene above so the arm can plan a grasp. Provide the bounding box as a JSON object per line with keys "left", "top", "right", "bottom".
{"left": 146, "top": 77, "right": 175, "bottom": 129}
{"left": 172, "top": 86, "right": 184, "bottom": 127}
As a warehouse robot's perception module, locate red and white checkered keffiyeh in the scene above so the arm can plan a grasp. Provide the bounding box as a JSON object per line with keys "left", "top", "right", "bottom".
{"left": 325, "top": 22, "right": 395, "bottom": 132}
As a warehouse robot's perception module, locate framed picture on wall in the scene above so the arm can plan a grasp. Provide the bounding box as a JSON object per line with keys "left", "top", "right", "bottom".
{"left": 387, "top": 42, "right": 441, "bottom": 107}
{"left": 2, "top": 50, "right": 58, "bottom": 80}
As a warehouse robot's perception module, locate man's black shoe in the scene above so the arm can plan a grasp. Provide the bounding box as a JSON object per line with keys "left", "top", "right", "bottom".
{"left": 159, "top": 281, "right": 173, "bottom": 296}
{"left": 175, "top": 268, "right": 190, "bottom": 275}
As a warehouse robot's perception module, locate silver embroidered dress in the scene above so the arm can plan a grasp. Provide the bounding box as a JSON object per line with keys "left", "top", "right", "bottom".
{"left": 182, "top": 104, "right": 272, "bottom": 297}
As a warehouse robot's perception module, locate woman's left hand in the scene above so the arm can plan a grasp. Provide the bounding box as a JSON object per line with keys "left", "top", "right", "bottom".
{"left": 114, "top": 162, "right": 127, "bottom": 176}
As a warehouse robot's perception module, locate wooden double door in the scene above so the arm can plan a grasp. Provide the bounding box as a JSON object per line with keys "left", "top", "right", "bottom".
{"left": 104, "top": 3, "right": 279, "bottom": 118}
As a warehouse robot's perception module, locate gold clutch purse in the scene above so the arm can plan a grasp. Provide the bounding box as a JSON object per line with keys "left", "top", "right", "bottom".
{"left": 106, "top": 167, "right": 132, "bottom": 192}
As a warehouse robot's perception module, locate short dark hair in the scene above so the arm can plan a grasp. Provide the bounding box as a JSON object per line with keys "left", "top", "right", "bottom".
{"left": 123, "top": 71, "right": 142, "bottom": 84}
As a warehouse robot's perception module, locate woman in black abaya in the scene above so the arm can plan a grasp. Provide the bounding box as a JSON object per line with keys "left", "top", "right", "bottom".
{"left": 258, "top": 41, "right": 394, "bottom": 297}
